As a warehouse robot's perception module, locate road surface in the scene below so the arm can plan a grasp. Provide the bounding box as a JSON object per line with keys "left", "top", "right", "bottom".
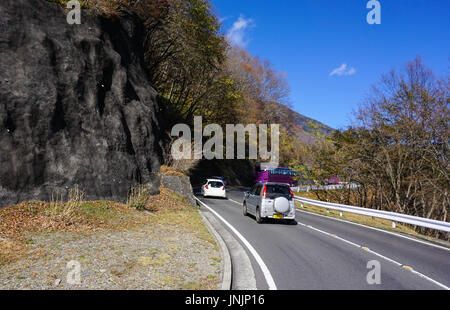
{"left": 196, "top": 187, "right": 450, "bottom": 290}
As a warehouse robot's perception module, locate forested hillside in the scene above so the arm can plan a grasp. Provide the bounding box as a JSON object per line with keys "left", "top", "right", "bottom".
{"left": 115, "top": 0, "right": 448, "bottom": 236}
{"left": 48, "top": 0, "right": 334, "bottom": 177}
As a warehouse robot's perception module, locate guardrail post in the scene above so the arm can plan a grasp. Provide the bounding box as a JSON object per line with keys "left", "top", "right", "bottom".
{"left": 300, "top": 202, "right": 304, "bottom": 208}
{"left": 340, "top": 211, "right": 343, "bottom": 217}
{"left": 392, "top": 221, "right": 396, "bottom": 229}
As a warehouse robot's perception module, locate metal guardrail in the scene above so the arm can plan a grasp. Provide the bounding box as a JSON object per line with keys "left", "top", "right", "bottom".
{"left": 292, "top": 183, "right": 360, "bottom": 192}
{"left": 294, "top": 196, "right": 450, "bottom": 233}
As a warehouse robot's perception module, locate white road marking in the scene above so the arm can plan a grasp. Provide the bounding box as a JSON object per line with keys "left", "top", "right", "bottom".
{"left": 228, "top": 198, "right": 242, "bottom": 205}
{"left": 295, "top": 207, "right": 450, "bottom": 252}
{"left": 232, "top": 196, "right": 448, "bottom": 251}
{"left": 296, "top": 221, "right": 449, "bottom": 290}
{"left": 224, "top": 192, "right": 449, "bottom": 290}
{"left": 406, "top": 268, "right": 450, "bottom": 290}
{"left": 195, "top": 197, "right": 277, "bottom": 290}
{"left": 362, "top": 247, "right": 403, "bottom": 266}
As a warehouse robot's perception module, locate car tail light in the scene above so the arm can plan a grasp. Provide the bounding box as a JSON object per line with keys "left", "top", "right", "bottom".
{"left": 289, "top": 187, "right": 294, "bottom": 199}
{"left": 206, "top": 185, "right": 209, "bottom": 190}
{"left": 222, "top": 186, "right": 225, "bottom": 191}
{"left": 262, "top": 185, "right": 267, "bottom": 198}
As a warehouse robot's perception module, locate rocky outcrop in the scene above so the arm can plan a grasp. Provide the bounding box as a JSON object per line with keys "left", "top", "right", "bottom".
{"left": 0, "top": 0, "right": 162, "bottom": 206}
{"left": 160, "top": 175, "right": 196, "bottom": 207}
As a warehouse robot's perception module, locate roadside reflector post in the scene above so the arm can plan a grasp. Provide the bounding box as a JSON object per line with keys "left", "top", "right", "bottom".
{"left": 340, "top": 211, "right": 343, "bottom": 217}
{"left": 327, "top": 209, "right": 330, "bottom": 213}
{"left": 392, "top": 221, "right": 396, "bottom": 229}
{"left": 300, "top": 202, "right": 304, "bottom": 208}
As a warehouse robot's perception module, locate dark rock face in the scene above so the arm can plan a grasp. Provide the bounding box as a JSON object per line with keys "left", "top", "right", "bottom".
{"left": 0, "top": 0, "right": 162, "bottom": 206}
{"left": 160, "top": 175, "right": 196, "bottom": 207}
{"left": 189, "top": 159, "right": 255, "bottom": 187}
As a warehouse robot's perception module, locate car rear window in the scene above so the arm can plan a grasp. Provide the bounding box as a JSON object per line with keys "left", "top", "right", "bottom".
{"left": 208, "top": 181, "right": 224, "bottom": 188}
{"left": 265, "top": 184, "right": 292, "bottom": 200}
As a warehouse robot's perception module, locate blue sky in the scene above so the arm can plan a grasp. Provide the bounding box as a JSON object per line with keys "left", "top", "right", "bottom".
{"left": 210, "top": 0, "right": 450, "bottom": 129}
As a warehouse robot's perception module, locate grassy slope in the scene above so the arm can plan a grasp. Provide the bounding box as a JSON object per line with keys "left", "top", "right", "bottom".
{"left": 0, "top": 187, "right": 218, "bottom": 289}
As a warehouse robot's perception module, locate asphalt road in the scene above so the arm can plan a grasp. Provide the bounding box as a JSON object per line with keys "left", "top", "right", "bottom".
{"left": 196, "top": 187, "right": 450, "bottom": 290}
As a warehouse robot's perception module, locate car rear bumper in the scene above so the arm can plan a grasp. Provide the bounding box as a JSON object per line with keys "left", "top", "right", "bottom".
{"left": 204, "top": 191, "right": 226, "bottom": 198}
{"left": 265, "top": 214, "right": 295, "bottom": 220}
{"left": 261, "top": 209, "right": 295, "bottom": 219}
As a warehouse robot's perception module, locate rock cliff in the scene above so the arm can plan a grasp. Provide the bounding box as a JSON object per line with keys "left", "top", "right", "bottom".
{"left": 0, "top": 0, "right": 162, "bottom": 206}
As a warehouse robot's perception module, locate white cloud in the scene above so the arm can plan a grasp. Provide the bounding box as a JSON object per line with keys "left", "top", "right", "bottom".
{"left": 226, "top": 15, "right": 254, "bottom": 47}
{"left": 218, "top": 16, "right": 228, "bottom": 24}
{"left": 329, "top": 63, "right": 357, "bottom": 77}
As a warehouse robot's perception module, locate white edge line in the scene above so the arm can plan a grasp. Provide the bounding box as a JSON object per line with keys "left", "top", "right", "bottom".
{"left": 297, "top": 217, "right": 449, "bottom": 290}
{"left": 234, "top": 196, "right": 449, "bottom": 251}
{"left": 227, "top": 196, "right": 449, "bottom": 290}
{"left": 295, "top": 205, "right": 450, "bottom": 252}
{"left": 407, "top": 268, "right": 450, "bottom": 290}
{"left": 364, "top": 248, "right": 403, "bottom": 266}
{"left": 195, "top": 196, "right": 277, "bottom": 290}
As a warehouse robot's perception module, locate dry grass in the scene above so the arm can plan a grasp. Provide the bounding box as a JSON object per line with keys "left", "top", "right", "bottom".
{"left": 0, "top": 239, "right": 26, "bottom": 266}
{"left": 85, "top": 0, "right": 130, "bottom": 16}
{"left": 0, "top": 197, "right": 143, "bottom": 266}
{"left": 180, "top": 274, "right": 219, "bottom": 290}
{"left": 169, "top": 158, "right": 200, "bottom": 175}
{"left": 127, "top": 185, "right": 152, "bottom": 211}
{"left": 46, "top": 0, "right": 130, "bottom": 16}
{"left": 127, "top": 185, "right": 193, "bottom": 213}
{"left": 45, "top": 186, "right": 85, "bottom": 224}
{"left": 136, "top": 252, "right": 172, "bottom": 267}
{"left": 160, "top": 165, "right": 186, "bottom": 177}
{"left": 153, "top": 210, "right": 216, "bottom": 246}
{"left": 126, "top": 184, "right": 194, "bottom": 212}
{"left": 0, "top": 185, "right": 214, "bottom": 271}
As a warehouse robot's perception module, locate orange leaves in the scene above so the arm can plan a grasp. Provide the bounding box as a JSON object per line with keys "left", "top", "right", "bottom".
{"left": 241, "top": 63, "right": 254, "bottom": 73}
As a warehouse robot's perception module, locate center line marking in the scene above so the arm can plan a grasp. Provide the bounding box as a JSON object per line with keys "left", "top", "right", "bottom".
{"left": 296, "top": 222, "right": 449, "bottom": 290}
{"left": 216, "top": 193, "right": 449, "bottom": 290}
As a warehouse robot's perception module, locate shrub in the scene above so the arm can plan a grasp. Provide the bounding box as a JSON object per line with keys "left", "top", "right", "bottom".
{"left": 127, "top": 185, "right": 151, "bottom": 211}
{"left": 46, "top": 186, "right": 85, "bottom": 224}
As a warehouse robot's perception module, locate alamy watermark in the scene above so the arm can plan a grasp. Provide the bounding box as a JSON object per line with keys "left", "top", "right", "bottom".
{"left": 66, "top": 1, "right": 380, "bottom": 26}
{"left": 366, "top": 0, "right": 381, "bottom": 25}
{"left": 66, "top": 0, "right": 81, "bottom": 25}
{"left": 66, "top": 260, "right": 81, "bottom": 285}
{"left": 171, "top": 116, "right": 280, "bottom": 167}
{"left": 366, "top": 260, "right": 381, "bottom": 285}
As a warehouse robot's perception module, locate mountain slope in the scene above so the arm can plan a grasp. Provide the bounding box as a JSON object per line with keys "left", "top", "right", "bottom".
{"left": 277, "top": 104, "right": 335, "bottom": 144}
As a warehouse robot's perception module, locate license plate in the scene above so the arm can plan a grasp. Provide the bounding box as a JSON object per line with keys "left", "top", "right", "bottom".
{"left": 273, "top": 214, "right": 283, "bottom": 219}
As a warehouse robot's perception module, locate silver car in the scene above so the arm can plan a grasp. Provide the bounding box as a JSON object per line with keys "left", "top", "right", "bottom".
{"left": 243, "top": 183, "right": 296, "bottom": 224}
